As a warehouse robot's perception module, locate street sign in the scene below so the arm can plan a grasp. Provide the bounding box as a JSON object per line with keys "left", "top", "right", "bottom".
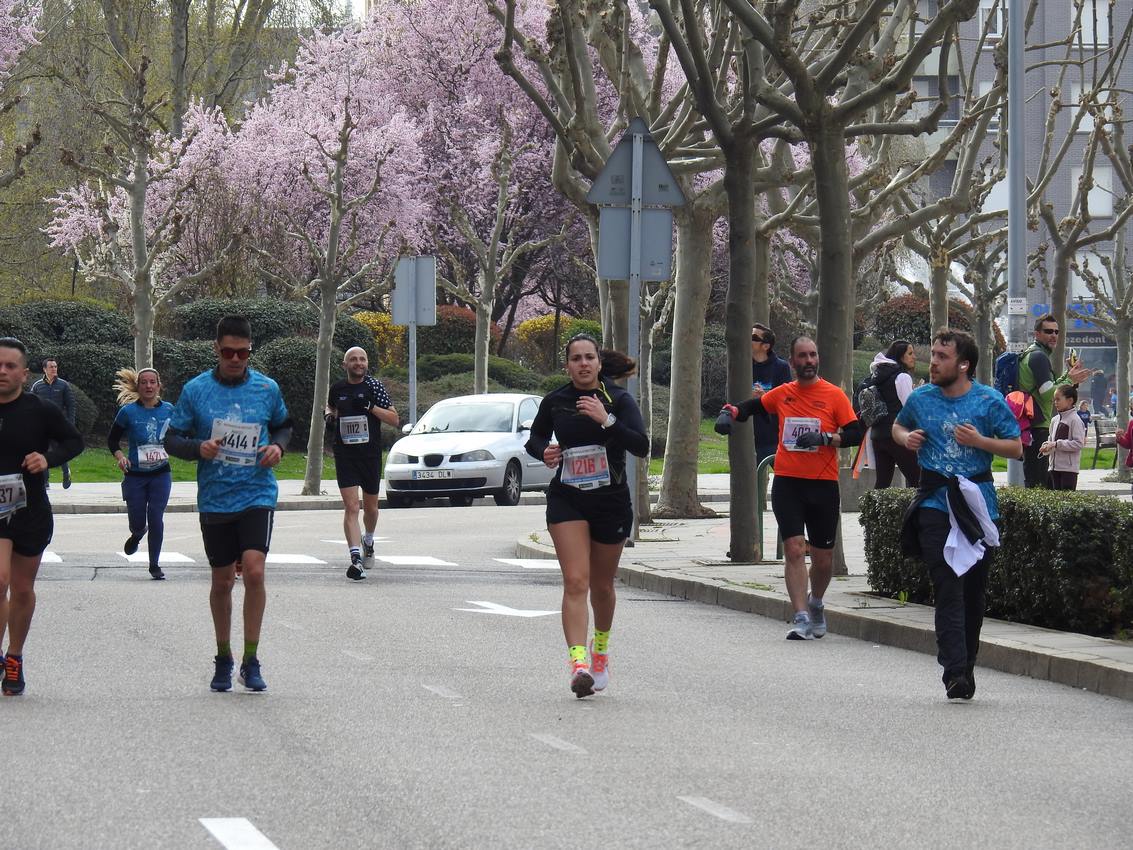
{"left": 597, "top": 208, "right": 674, "bottom": 281}
{"left": 1008, "top": 297, "right": 1027, "bottom": 315}
{"left": 1008, "top": 341, "right": 1027, "bottom": 353}
{"left": 586, "top": 117, "right": 685, "bottom": 207}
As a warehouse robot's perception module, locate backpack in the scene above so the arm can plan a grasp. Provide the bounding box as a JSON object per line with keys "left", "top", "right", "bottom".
{"left": 993, "top": 350, "right": 1021, "bottom": 395}
{"left": 1005, "top": 390, "right": 1035, "bottom": 447}
{"left": 853, "top": 376, "right": 889, "bottom": 427}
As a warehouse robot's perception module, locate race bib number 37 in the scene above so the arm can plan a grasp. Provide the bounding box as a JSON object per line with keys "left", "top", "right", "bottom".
{"left": 210, "top": 419, "right": 261, "bottom": 466}
{"left": 0, "top": 473, "right": 27, "bottom": 518}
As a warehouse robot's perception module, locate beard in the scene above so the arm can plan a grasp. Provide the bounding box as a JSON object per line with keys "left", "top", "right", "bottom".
{"left": 931, "top": 368, "right": 959, "bottom": 388}
{"left": 797, "top": 364, "right": 818, "bottom": 379}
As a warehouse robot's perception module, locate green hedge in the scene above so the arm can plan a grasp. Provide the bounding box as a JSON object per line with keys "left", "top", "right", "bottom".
{"left": 153, "top": 338, "right": 217, "bottom": 403}
{"left": 165, "top": 298, "right": 317, "bottom": 346}
{"left": 860, "top": 488, "right": 1133, "bottom": 636}
{"left": 415, "top": 353, "right": 541, "bottom": 390}
{"left": 252, "top": 336, "right": 344, "bottom": 450}
{"left": 416, "top": 305, "right": 501, "bottom": 356}
{"left": 71, "top": 384, "right": 98, "bottom": 437}
{"left": 5, "top": 300, "right": 131, "bottom": 350}
{"left": 52, "top": 343, "right": 134, "bottom": 432}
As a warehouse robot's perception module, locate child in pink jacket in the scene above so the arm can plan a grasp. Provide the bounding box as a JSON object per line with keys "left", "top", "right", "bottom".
{"left": 1039, "top": 385, "right": 1086, "bottom": 490}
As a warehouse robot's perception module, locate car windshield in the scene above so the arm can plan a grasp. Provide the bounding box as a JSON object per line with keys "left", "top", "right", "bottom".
{"left": 412, "top": 402, "right": 515, "bottom": 434}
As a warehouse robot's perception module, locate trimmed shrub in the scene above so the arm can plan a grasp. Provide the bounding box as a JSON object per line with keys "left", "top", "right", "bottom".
{"left": 514, "top": 314, "right": 604, "bottom": 371}
{"left": 353, "top": 310, "right": 406, "bottom": 367}
{"left": 70, "top": 384, "right": 98, "bottom": 437}
{"left": 415, "top": 353, "right": 541, "bottom": 390}
{"left": 165, "top": 298, "right": 318, "bottom": 345}
{"left": 539, "top": 374, "right": 569, "bottom": 396}
{"left": 416, "top": 353, "right": 474, "bottom": 381}
{"left": 253, "top": 337, "right": 345, "bottom": 449}
{"left": 153, "top": 338, "right": 217, "bottom": 403}
{"left": 8, "top": 299, "right": 131, "bottom": 349}
{"left": 51, "top": 343, "right": 134, "bottom": 431}
{"left": 487, "top": 356, "right": 542, "bottom": 391}
{"left": 417, "top": 304, "right": 500, "bottom": 356}
{"left": 0, "top": 310, "right": 51, "bottom": 367}
{"left": 860, "top": 488, "right": 1133, "bottom": 636}
{"left": 333, "top": 314, "right": 378, "bottom": 363}
{"left": 872, "top": 295, "right": 974, "bottom": 345}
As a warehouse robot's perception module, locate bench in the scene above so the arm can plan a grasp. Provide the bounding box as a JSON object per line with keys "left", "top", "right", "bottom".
{"left": 1092, "top": 418, "right": 1119, "bottom": 469}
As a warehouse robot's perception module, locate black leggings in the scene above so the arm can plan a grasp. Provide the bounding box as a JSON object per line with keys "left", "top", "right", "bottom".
{"left": 872, "top": 435, "right": 920, "bottom": 488}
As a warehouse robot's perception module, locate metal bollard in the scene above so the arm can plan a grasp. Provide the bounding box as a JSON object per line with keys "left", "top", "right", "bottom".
{"left": 754, "top": 455, "right": 783, "bottom": 560}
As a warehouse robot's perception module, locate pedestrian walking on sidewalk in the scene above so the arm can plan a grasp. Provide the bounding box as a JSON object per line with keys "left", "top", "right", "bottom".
{"left": 324, "top": 346, "right": 398, "bottom": 581}
{"left": 716, "top": 336, "right": 863, "bottom": 640}
{"left": 892, "top": 329, "right": 1021, "bottom": 700}
{"left": 30, "top": 356, "right": 77, "bottom": 489}
{"left": 164, "top": 315, "right": 292, "bottom": 693}
{"left": 108, "top": 368, "right": 174, "bottom": 579}
{"left": 524, "top": 334, "right": 649, "bottom": 698}
{"left": 863, "top": 340, "right": 920, "bottom": 489}
{"left": 0, "top": 337, "right": 85, "bottom": 695}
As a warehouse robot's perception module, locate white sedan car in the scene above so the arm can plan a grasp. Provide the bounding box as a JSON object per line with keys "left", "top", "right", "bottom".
{"left": 383, "top": 393, "right": 556, "bottom": 507}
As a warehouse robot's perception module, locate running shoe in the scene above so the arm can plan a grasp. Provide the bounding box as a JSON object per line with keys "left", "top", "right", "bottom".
{"left": 362, "top": 539, "right": 375, "bottom": 559}
{"left": 239, "top": 657, "right": 267, "bottom": 692}
{"left": 945, "top": 672, "right": 974, "bottom": 700}
{"left": 149, "top": 564, "right": 166, "bottom": 581}
{"left": 807, "top": 596, "right": 827, "bottom": 639}
{"left": 570, "top": 663, "right": 595, "bottom": 698}
{"left": 211, "top": 655, "right": 234, "bottom": 692}
{"left": 2, "top": 654, "right": 24, "bottom": 695}
{"left": 786, "top": 612, "right": 814, "bottom": 640}
{"left": 589, "top": 643, "right": 609, "bottom": 691}
{"left": 123, "top": 534, "right": 141, "bottom": 556}
{"left": 346, "top": 553, "right": 366, "bottom": 581}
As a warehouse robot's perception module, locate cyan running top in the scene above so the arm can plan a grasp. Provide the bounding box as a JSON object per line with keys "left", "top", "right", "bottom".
{"left": 167, "top": 368, "right": 289, "bottom": 514}
{"left": 110, "top": 401, "right": 174, "bottom": 474}
{"left": 895, "top": 381, "right": 1019, "bottom": 519}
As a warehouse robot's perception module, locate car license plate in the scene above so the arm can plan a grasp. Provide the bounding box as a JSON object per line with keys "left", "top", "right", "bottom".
{"left": 413, "top": 470, "right": 453, "bottom": 480}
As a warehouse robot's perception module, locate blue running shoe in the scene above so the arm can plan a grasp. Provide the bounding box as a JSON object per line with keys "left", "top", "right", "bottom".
{"left": 211, "top": 655, "right": 234, "bottom": 692}
{"left": 786, "top": 612, "right": 813, "bottom": 640}
{"left": 2, "top": 654, "right": 25, "bottom": 695}
{"left": 808, "top": 596, "right": 827, "bottom": 639}
{"left": 239, "top": 657, "right": 267, "bottom": 692}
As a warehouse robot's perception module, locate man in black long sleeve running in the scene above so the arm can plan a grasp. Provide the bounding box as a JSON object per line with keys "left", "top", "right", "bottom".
{"left": 0, "top": 337, "right": 85, "bottom": 695}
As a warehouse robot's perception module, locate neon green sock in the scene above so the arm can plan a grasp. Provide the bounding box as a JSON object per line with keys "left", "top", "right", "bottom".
{"left": 592, "top": 629, "right": 610, "bottom": 654}
{"left": 568, "top": 645, "right": 587, "bottom": 665}
{"left": 217, "top": 640, "right": 232, "bottom": 659}
{"left": 243, "top": 640, "right": 259, "bottom": 662}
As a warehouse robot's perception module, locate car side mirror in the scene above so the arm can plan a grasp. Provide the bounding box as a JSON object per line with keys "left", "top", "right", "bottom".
{"left": 402, "top": 423, "right": 413, "bottom": 435}
{"left": 519, "top": 418, "right": 534, "bottom": 431}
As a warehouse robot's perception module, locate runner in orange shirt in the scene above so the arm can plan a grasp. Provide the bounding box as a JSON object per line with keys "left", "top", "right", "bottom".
{"left": 716, "top": 336, "right": 863, "bottom": 639}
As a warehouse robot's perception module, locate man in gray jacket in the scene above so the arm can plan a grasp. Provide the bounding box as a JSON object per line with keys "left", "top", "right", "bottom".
{"left": 31, "top": 357, "right": 76, "bottom": 488}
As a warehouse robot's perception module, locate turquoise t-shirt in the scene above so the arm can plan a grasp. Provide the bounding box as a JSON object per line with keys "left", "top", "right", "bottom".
{"left": 113, "top": 400, "right": 174, "bottom": 471}
{"left": 895, "top": 381, "right": 1020, "bottom": 518}
{"left": 168, "top": 368, "right": 289, "bottom": 514}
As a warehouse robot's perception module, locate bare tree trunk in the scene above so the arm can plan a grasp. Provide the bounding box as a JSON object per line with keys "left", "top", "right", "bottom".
{"left": 1050, "top": 244, "right": 1073, "bottom": 367}
{"left": 133, "top": 283, "right": 155, "bottom": 368}
{"left": 303, "top": 283, "right": 338, "bottom": 495}
{"left": 811, "top": 124, "right": 853, "bottom": 391}
{"left": 930, "top": 256, "right": 950, "bottom": 334}
{"left": 128, "top": 143, "right": 152, "bottom": 367}
{"left": 656, "top": 210, "right": 715, "bottom": 518}
{"left": 169, "top": 0, "right": 191, "bottom": 138}
{"left": 473, "top": 288, "right": 491, "bottom": 394}
{"left": 973, "top": 295, "right": 994, "bottom": 385}
{"left": 725, "top": 145, "right": 758, "bottom": 561}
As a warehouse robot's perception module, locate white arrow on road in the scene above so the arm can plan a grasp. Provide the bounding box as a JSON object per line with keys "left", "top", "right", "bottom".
{"left": 455, "top": 601, "right": 556, "bottom": 618}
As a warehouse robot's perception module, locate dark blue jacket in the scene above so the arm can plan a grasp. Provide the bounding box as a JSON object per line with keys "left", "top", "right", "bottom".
{"left": 751, "top": 354, "right": 791, "bottom": 449}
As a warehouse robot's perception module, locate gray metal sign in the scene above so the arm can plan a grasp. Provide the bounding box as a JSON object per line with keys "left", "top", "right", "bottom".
{"left": 586, "top": 118, "right": 686, "bottom": 208}
{"left": 597, "top": 207, "right": 674, "bottom": 281}
{"left": 392, "top": 256, "right": 437, "bottom": 327}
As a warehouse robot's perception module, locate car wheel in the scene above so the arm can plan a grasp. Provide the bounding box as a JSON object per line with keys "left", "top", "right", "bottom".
{"left": 493, "top": 461, "right": 522, "bottom": 506}
{"left": 386, "top": 492, "right": 412, "bottom": 508}
{"left": 449, "top": 495, "right": 475, "bottom": 507}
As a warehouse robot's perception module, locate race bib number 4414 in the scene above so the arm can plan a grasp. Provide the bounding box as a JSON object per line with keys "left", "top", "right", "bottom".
{"left": 210, "top": 419, "right": 261, "bottom": 466}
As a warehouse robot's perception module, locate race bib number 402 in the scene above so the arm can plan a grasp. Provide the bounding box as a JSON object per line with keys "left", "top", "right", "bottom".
{"left": 210, "top": 419, "right": 261, "bottom": 466}
{"left": 783, "top": 416, "right": 822, "bottom": 452}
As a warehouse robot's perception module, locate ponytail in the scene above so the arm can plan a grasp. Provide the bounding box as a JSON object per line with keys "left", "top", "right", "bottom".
{"left": 114, "top": 367, "right": 160, "bottom": 406}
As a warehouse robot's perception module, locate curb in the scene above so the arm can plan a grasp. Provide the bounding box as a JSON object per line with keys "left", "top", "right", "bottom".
{"left": 514, "top": 536, "right": 1133, "bottom": 702}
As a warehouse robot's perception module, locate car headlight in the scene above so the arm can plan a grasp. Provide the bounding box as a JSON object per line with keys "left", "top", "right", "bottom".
{"left": 388, "top": 452, "right": 409, "bottom": 464}
{"left": 453, "top": 449, "right": 494, "bottom": 462}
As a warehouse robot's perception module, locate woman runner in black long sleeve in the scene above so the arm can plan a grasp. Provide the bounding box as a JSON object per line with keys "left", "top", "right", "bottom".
{"left": 524, "top": 334, "right": 649, "bottom": 698}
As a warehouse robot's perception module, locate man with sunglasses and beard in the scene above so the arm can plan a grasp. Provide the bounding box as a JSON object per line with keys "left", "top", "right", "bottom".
{"left": 165, "top": 316, "right": 292, "bottom": 693}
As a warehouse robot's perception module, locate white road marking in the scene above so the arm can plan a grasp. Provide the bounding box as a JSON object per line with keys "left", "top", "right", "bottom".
{"left": 676, "top": 796, "right": 753, "bottom": 824}
{"left": 199, "top": 817, "right": 280, "bottom": 849}
{"left": 340, "top": 650, "right": 373, "bottom": 662}
{"left": 265, "top": 554, "right": 326, "bottom": 564}
{"left": 321, "top": 538, "right": 388, "bottom": 545}
{"left": 422, "top": 684, "right": 462, "bottom": 699}
{"left": 120, "top": 552, "right": 195, "bottom": 564}
{"left": 495, "top": 558, "right": 560, "bottom": 570}
{"left": 41, "top": 552, "right": 62, "bottom": 563}
{"left": 377, "top": 555, "right": 456, "bottom": 566}
{"left": 529, "top": 733, "right": 586, "bottom": 753}
{"left": 454, "top": 601, "right": 557, "bottom": 618}
{"left": 276, "top": 620, "right": 302, "bottom": 632}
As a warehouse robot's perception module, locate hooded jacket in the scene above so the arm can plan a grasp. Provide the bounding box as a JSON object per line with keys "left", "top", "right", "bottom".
{"left": 866, "top": 353, "right": 914, "bottom": 440}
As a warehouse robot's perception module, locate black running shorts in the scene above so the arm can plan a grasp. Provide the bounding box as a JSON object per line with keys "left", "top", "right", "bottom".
{"left": 546, "top": 483, "right": 633, "bottom": 545}
{"left": 200, "top": 508, "right": 274, "bottom": 568}
{"left": 0, "top": 506, "right": 53, "bottom": 557}
{"left": 334, "top": 453, "right": 381, "bottom": 495}
{"left": 771, "top": 476, "right": 840, "bottom": 549}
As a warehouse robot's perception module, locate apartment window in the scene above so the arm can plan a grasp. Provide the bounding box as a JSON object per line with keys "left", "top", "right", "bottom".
{"left": 1071, "top": 165, "right": 1114, "bottom": 218}
{"left": 1078, "top": 0, "right": 1110, "bottom": 47}
{"left": 980, "top": 0, "right": 1005, "bottom": 40}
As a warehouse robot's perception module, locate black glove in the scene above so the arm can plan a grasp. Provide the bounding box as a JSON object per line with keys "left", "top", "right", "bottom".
{"left": 795, "top": 430, "right": 830, "bottom": 449}
{"left": 352, "top": 396, "right": 371, "bottom": 414}
{"left": 714, "top": 409, "right": 734, "bottom": 436}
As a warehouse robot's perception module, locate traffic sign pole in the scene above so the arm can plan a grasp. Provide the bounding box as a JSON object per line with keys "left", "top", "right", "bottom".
{"left": 627, "top": 131, "right": 644, "bottom": 538}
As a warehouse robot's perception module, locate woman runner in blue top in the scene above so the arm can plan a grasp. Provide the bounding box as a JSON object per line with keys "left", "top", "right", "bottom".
{"left": 108, "top": 368, "right": 174, "bottom": 580}
{"left": 525, "top": 334, "right": 649, "bottom": 698}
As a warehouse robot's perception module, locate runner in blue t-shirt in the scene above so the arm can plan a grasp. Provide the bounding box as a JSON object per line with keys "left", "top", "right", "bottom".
{"left": 893, "top": 329, "right": 1021, "bottom": 701}
{"left": 108, "top": 368, "right": 174, "bottom": 580}
{"left": 164, "top": 316, "right": 291, "bottom": 693}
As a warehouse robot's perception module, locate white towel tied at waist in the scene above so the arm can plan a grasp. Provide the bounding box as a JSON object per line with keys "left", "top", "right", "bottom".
{"left": 943, "top": 476, "right": 1000, "bottom": 577}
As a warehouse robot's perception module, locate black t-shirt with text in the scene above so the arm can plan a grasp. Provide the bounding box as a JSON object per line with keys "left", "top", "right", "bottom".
{"left": 326, "top": 377, "right": 393, "bottom": 457}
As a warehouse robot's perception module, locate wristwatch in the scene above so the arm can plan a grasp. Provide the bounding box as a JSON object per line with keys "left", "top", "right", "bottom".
{"left": 601, "top": 413, "right": 617, "bottom": 429}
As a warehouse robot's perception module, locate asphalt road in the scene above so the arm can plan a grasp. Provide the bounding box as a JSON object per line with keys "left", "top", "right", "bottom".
{"left": 2, "top": 505, "right": 1131, "bottom": 849}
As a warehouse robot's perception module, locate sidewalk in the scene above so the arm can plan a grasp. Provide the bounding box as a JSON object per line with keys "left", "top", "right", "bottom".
{"left": 513, "top": 469, "right": 1133, "bottom": 703}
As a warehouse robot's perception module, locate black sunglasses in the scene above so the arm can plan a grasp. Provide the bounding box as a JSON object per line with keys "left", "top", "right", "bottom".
{"left": 751, "top": 334, "right": 769, "bottom": 343}
{"left": 219, "top": 346, "right": 252, "bottom": 361}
